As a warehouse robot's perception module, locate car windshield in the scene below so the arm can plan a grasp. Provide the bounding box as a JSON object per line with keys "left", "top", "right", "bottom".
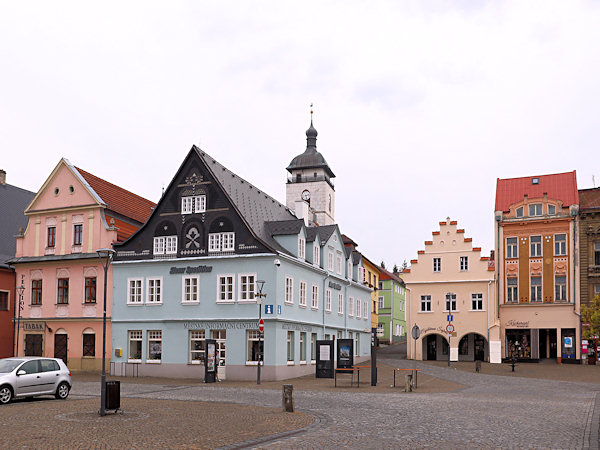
{"left": 0, "top": 359, "right": 24, "bottom": 373}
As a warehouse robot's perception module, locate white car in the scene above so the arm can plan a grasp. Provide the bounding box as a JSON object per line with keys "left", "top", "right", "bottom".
{"left": 0, "top": 357, "right": 72, "bottom": 404}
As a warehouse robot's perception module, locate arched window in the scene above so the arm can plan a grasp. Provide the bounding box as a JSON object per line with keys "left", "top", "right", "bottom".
{"left": 82, "top": 328, "right": 96, "bottom": 357}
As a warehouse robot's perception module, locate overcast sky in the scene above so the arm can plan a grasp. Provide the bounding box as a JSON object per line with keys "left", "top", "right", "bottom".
{"left": 1, "top": 1, "right": 599, "bottom": 269}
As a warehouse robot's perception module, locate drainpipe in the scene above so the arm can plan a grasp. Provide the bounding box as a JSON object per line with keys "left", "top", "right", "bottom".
{"left": 322, "top": 277, "right": 327, "bottom": 337}
{"left": 487, "top": 280, "right": 492, "bottom": 362}
{"left": 406, "top": 286, "right": 412, "bottom": 360}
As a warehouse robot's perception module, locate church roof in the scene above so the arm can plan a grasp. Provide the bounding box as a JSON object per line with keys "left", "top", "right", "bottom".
{"left": 286, "top": 121, "right": 335, "bottom": 178}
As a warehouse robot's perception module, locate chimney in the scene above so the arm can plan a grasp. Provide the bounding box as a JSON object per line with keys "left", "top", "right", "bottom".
{"left": 0, "top": 170, "right": 5, "bottom": 185}
{"left": 295, "top": 200, "right": 309, "bottom": 226}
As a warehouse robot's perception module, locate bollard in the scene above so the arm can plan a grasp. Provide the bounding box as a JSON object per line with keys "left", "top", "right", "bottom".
{"left": 475, "top": 360, "right": 481, "bottom": 373}
{"left": 405, "top": 374, "right": 413, "bottom": 393}
{"left": 282, "top": 384, "right": 294, "bottom": 412}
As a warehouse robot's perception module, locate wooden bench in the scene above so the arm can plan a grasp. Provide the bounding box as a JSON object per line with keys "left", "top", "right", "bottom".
{"left": 393, "top": 368, "right": 420, "bottom": 389}
{"left": 334, "top": 367, "right": 361, "bottom": 387}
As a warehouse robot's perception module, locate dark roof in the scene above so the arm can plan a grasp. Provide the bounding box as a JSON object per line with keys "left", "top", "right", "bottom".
{"left": 313, "top": 225, "right": 338, "bottom": 245}
{"left": 305, "top": 227, "right": 319, "bottom": 243}
{"left": 265, "top": 219, "right": 305, "bottom": 236}
{"left": 286, "top": 121, "right": 335, "bottom": 178}
{"left": 579, "top": 187, "right": 600, "bottom": 210}
{"left": 344, "top": 246, "right": 353, "bottom": 259}
{"left": 352, "top": 251, "right": 362, "bottom": 265}
{"left": 0, "top": 182, "right": 35, "bottom": 267}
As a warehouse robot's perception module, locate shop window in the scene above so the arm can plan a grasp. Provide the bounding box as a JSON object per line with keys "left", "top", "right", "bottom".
{"left": 561, "top": 329, "right": 576, "bottom": 360}
{"left": 128, "top": 330, "right": 142, "bottom": 361}
{"left": 311, "top": 333, "right": 317, "bottom": 362}
{"left": 287, "top": 331, "right": 294, "bottom": 362}
{"left": 300, "top": 332, "right": 307, "bottom": 362}
{"left": 459, "top": 336, "right": 469, "bottom": 355}
{"left": 246, "top": 330, "right": 263, "bottom": 363}
{"left": 147, "top": 330, "right": 162, "bottom": 362}
{"left": 506, "top": 330, "right": 531, "bottom": 358}
{"left": 190, "top": 330, "right": 205, "bottom": 364}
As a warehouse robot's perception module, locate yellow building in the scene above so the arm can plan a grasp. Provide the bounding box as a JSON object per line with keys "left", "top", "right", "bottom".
{"left": 361, "top": 256, "right": 381, "bottom": 331}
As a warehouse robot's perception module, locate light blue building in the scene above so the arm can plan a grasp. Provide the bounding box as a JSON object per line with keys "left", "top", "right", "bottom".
{"left": 110, "top": 123, "right": 372, "bottom": 380}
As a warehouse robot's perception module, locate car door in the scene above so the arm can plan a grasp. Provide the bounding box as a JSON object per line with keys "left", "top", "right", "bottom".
{"left": 14, "top": 360, "right": 41, "bottom": 396}
{"left": 37, "top": 359, "right": 61, "bottom": 394}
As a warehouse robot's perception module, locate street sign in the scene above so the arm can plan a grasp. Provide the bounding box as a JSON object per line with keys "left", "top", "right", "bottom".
{"left": 446, "top": 323, "right": 455, "bottom": 334}
{"left": 264, "top": 304, "right": 273, "bottom": 315}
{"left": 258, "top": 318, "right": 264, "bottom": 333}
{"left": 277, "top": 305, "right": 282, "bottom": 315}
{"left": 447, "top": 314, "right": 453, "bottom": 322}
{"left": 411, "top": 324, "right": 421, "bottom": 339}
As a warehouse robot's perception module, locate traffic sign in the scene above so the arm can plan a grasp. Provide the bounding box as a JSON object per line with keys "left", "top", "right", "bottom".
{"left": 447, "top": 314, "right": 454, "bottom": 322}
{"left": 258, "top": 318, "right": 264, "bottom": 333}
{"left": 446, "top": 323, "right": 455, "bottom": 334}
{"left": 411, "top": 324, "right": 421, "bottom": 340}
{"left": 264, "top": 304, "right": 273, "bottom": 315}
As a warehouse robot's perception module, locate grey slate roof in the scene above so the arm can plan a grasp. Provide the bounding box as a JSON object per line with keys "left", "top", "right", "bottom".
{"left": 265, "top": 219, "right": 305, "bottom": 236}
{"left": 352, "top": 251, "right": 362, "bottom": 265}
{"left": 0, "top": 182, "right": 35, "bottom": 268}
{"left": 314, "top": 225, "right": 338, "bottom": 246}
{"left": 286, "top": 122, "right": 335, "bottom": 178}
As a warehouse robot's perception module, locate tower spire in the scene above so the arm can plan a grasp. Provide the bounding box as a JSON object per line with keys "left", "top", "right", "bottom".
{"left": 306, "top": 103, "right": 317, "bottom": 152}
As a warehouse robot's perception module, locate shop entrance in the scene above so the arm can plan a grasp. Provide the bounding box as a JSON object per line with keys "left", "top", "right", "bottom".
{"left": 211, "top": 330, "right": 226, "bottom": 379}
{"left": 426, "top": 335, "right": 436, "bottom": 360}
{"left": 539, "top": 329, "right": 557, "bottom": 359}
{"left": 458, "top": 333, "right": 488, "bottom": 361}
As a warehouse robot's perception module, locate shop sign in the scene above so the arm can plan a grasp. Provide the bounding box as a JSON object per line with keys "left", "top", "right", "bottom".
{"left": 506, "top": 320, "right": 529, "bottom": 328}
{"left": 564, "top": 337, "right": 573, "bottom": 348}
{"left": 170, "top": 265, "right": 212, "bottom": 275}
{"left": 328, "top": 281, "right": 342, "bottom": 291}
{"left": 183, "top": 321, "right": 256, "bottom": 330}
{"left": 282, "top": 323, "right": 313, "bottom": 332}
{"left": 23, "top": 322, "right": 45, "bottom": 331}
{"left": 421, "top": 326, "right": 447, "bottom": 335}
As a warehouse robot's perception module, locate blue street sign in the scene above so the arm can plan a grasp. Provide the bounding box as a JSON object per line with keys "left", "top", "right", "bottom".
{"left": 277, "top": 305, "right": 282, "bottom": 315}
{"left": 265, "top": 304, "right": 274, "bottom": 315}
{"left": 447, "top": 314, "right": 453, "bottom": 322}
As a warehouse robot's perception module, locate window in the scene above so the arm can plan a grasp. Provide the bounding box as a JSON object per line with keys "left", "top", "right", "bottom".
{"left": 47, "top": 227, "right": 56, "bottom": 248}
{"left": 209, "top": 232, "right": 235, "bottom": 252}
{"left": 128, "top": 278, "right": 143, "bottom": 304}
{"left": 31, "top": 280, "right": 42, "bottom": 305}
{"left": 239, "top": 274, "right": 256, "bottom": 301}
{"left": 471, "top": 293, "right": 483, "bottom": 310}
{"left": 147, "top": 330, "right": 162, "bottom": 362}
{"left": 595, "top": 243, "right": 600, "bottom": 266}
{"left": 73, "top": 224, "right": 82, "bottom": 246}
{"left": 298, "top": 237, "right": 305, "bottom": 259}
{"left": 190, "top": 330, "right": 205, "bottom": 364}
{"left": 348, "top": 260, "right": 352, "bottom": 280}
{"left": 529, "top": 203, "right": 542, "bottom": 216}
{"left": 530, "top": 236, "right": 542, "bottom": 257}
{"left": 147, "top": 278, "right": 162, "bottom": 304}
{"left": 516, "top": 206, "right": 524, "bottom": 218}
{"left": 311, "top": 285, "right": 319, "bottom": 309}
{"left": 328, "top": 250, "right": 334, "bottom": 271}
{"left": 355, "top": 334, "right": 359, "bottom": 355}
{"left": 57, "top": 278, "right": 69, "bottom": 304}
{"left": 507, "top": 278, "right": 518, "bottom": 303}
{"left": 40, "top": 359, "right": 59, "bottom": 372}
{"left": 82, "top": 333, "right": 95, "bottom": 357}
{"left": 313, "top": 244, "right": 320, "bottom": 266}
{"left": 0, "top": 291, "right": 8, "bottom": 311}
{"left": 128, "top": 330, "right": 142, "bottom": 361}
{"left": 300, "top": 332, "right": 306, "bottom": 362}
{"left": 311, "top": 333, "right": 317, "bottom": 361}
{"left": 338, "top": 293, "right": 344, "bottom": 314}
{"left": 298, "top": 281, "right": 307, "bottom": 307}
{"left": 555, "top": 234, "right": 567, "bottom": 256}
{"left": 364, "top": 301, "right": 369, "bottom": 319}
{"left": 433, "top": 258, "right": 441, "bottom": 273}
{"left": 506, "top": 237, "right": 518, "bottom": 259}
{"left": 336, "top": 252, "right": 342, "bottom": 275}
{"left": 356, "top": 298, "right": 361, "bottom": 318}
{"left": 217, "top": 275, "right": 234, "bottom": 302}
{"left": 84, "top": 277, "right": 96, "bottom": 303}
{"left": 349, "top": 296, "right": 354, "bottom": 316}
{"left": 531, "top": 276, "right": 542, "bottom": 302}
{"left": 182, "top": 276, "right": 199, "bottom": 303}
{"left": 420, "top": 295, "right": 431, "bottom": 312}
{"left": 378, "top": 296, "right": 384, "bottom": 309}
{"left": 181, "top": 195, "right": 206, "bottom": 214}
{"left": 153, "top": 236, "right": 177, "bottom": 255}
{"left": 445, "top": 293, "right": 457, "bottom": 312}
{"left": 287, "top": 331, "right": 294, "bottom": 362}
{"left": 377, "top": 323, "right": 384, "bottom": 336}
{"left": 460, "top": 256, "right": 468, "bottom": 271}
{"left": 285, "top": 277, "right": 294, "bottom": 304}
{"left": 246, "top": 330, "right": 263, "bottom": 363}
{"left": 548, "top": 204, "right": 556, "bottom": 215}
{"left": 555, "top": 276, "right": 567, "bottom": 301}
{"left": 325, "top": 289, "right": 332, "bottom": 312}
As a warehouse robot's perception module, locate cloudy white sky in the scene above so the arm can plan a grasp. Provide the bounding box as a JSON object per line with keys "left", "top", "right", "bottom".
{"left": 1, "top": 1, "right": 599, "bottom": 269}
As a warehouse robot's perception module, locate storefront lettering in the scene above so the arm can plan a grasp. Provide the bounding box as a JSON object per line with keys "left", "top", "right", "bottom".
{"left": 170, "top": 265, "right": 213, "bottom": 275}
{"left": 23, "top": 322, "right": 45, "bottom": 331}
{"left": 506, "top": 320, "right": 529, "bottom": 328}
{"left": 183, "top": 321, "right": 256, "bottom": 330}
{"left": 328, "top": 281, "right": 342, "bottom": 291}
{"left": 282, "top": 323, "right": 313, "bottom": 332}
{"left": 421, "top": 326, "right": 446, "bottom": 335}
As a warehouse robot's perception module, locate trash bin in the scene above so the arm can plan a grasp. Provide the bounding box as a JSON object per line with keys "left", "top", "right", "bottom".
{"left": 105, "top": 380, "right": 120, "bottom": 411}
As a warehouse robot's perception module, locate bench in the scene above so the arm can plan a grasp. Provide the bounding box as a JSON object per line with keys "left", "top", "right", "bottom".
{"left": 334, "top": 367, "right": 361, "bottom": 387}
{"left": 393, "top": 368, "right": 420, "bottom": 389}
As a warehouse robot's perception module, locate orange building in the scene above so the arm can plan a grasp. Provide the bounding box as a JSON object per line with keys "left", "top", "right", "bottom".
{"left": 495, "top": 171, "right": 580, "bottom": 363}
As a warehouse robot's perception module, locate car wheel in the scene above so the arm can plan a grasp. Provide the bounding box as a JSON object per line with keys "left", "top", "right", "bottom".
{"left": 55, "top": 382, "right": 70, "bottom": 400}
{"left": 0, "top": 386, "right": 13, "bottom": 405}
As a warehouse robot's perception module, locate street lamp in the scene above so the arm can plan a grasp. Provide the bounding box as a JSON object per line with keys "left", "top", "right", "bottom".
{"left": 446, "top": 292, "right": 453, "bottom": 367}
{"left": 96, "top": 248, "right": 115, "bottom": 417}
{"left": 256, "top": 280, "right": 266, "bottom": 385}
{"left": 15, "top": 275, "right": 25, "bottom": 356}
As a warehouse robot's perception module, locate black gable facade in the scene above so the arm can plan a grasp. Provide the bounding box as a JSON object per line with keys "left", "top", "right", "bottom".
{"left": 115, "top": 147, "right": 295, "bottom": 261}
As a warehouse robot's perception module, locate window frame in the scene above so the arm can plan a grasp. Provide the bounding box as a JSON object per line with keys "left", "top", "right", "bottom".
{"left": 507, "top": 277, "right": 518, "bottom": 303}
{"left": 298, "top": 237, "right": 305, "bottom": 259}
{"left": 146, "top": 277, "right": 162, "bottom": 304}
{"left": 356, "top": 298, "right": 361, "bottom": 318}
{"left": 31, "top": 279, "right": 42, "bottom": 306}
{"left": 325, "top": 289, "right": 332, "bottom": 312}
{"left": 216, "top": 274, "right": 235, "bottom": 303}
{"left": 208, "top": 232, "right": 235, "bottom": 253}
{"left": 338, "top": 292, "right": 344, "bottom": 315}
{"left": 445, "top": 293, "right": 457, "bottom": 312}
{"left": 378, "top": 296, "right": 384, "bottom": 309}
{"left": 555, "top": 275, "right": 567, "bottom": 301}
{"left": 147, "top": 330, "right": 162, "bottom": 363}
{"left": 311, "top": 285, "right": 319, "bottom": 309}
{"left": 181, "top": 195, "right": 206, "bottom": 214}
{"left": 73, "top": 224, "right": 83, "bottom": 246}
{"left": 127, "top": 278, "right": 143, "bottom": 305}
{"left": 531, "top": 276, "right": 542, "bottom": 302}
{"left": 84, "top": 277, "right": 96, "bottom": 304}
{"left": 420, "top": 295, "right": 431, "bottom": 312}
{"left": 190, "top": 330, "right": 206, "bottom": 364}
{"left": 238, "top": 273, "right": 257, "bottom": 302}
{"left": 348, "top": 296, "right": 354, "bottom": 316}
{"left": 128, "top": 330, "right": 143, "bottom": 362}
{"left": 313, "top": 244, "right": 320, "bottom": 266}
{"left": 246, "top": 330, "right": 263, "bottom": 364}
{"left": 506, "top": 237, "right": 518, "bottom": 259}
{"left": 47, "top": 226, "right": 56, "bottom": 248}
{"left": 0, "top": 291, "right": 8, "bottom": 311}
{"left": 299, "top": 281, "right": 307, "bottom": 307}
{"left": 284, "top": 276, "right": 294, "bottom": 304}
{"left": 82, "top": 332, "right": 95, "bottom": 357}
{"left": 528, "top": 203, "right": 542, "bottom": 217}
{"left": 57, "top": 278, "right": 69, "bottom": 304}
{"left": 182, "top": 275, "right": 200, "bottom": 304}
{"left": 433, "top": 257, "right": 441, "bottom": 273}
{"left": 287, "top": 331, "right": 294, "bottom": 363}
{"left": 554, "top": 234, "right": 567, "bottom": 256}
{"left": 299, "top": 332, "right": 307, "bottom": 363}
{"left": 460, "top": 256, "right": 468, "bottom": 271}
{"left": 471, "top": 293, "right": 483, "bottom": 311}
{"left": 530, "top": 235, "right": 542, "bottom": 257}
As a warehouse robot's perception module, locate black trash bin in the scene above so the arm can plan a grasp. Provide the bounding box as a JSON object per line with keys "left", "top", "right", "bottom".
{"left": 105, "top": 380, "right": 120, "bottom": 411}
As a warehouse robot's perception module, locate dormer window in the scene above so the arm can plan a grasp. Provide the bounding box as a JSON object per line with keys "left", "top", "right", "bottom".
{"left": 154, "top": 236, "right": 177, "bottom": 255}
{"left": 529, "top": 203, "right": 542, "bottom": 217}
{"left": 348, "top": 260, "right": 352, "bottom": 280}
{"left": 548, "top": 204, "right": 556, "bottom": 215}
{"left": 182, "top": 195, "right": 206, "bottom": 214}
{"left": 532, "top": 177, "right": 539, "bottom": 184}
{"left": 209, "top": 232, "right": 235, "bottom": 252}
{"left": 313, "top": 244, "right": 320, "bottom": 266}
{"left": 298, "top": 237, "right": 306, "bottom": 259}
{"left": 516, "top": 207, "right": 524, "bottom": 218}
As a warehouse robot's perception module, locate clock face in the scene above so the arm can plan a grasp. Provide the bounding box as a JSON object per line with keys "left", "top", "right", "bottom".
{"left": 301, "top": 190, "right": 311, "bottom": 201}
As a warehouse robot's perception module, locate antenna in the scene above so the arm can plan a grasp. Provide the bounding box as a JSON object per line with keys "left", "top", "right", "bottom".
{"left": 593, "top": 175, "right": 596, "bottom": 188}
{"left": 310, "top": 103, "right": 314, "bottom": 123}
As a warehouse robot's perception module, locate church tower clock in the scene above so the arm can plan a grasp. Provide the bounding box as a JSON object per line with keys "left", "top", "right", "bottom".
{"left": 286, "top": 118, "right": 336, "bottom": 225}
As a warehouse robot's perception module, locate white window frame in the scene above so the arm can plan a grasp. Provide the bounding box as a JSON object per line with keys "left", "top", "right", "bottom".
{"left": 127, "top": 278, "right": 143, "bottom": 305}
{"left": 433, "top": 258, "right": 441, "bottom": 273}
{"left": 336, "top": 252, "right": 342, "bottom": 275}
{"left": 530, "top": 235, "right": 542, "bottom": 257}
{"left": 298, "top": 237, "right": 306, "bottom": 259}
{"left": 507, "top": 277, "right": 518, "bottom": 303}
{"left": 356, "top": 298, "right": 361, "bottom": 318}
{"left": 147, "top": 330, "right": 162, "bottom": 363}
{"left": 246, "top": 330, "right": 263, "bottom": 364}
{"left": 238, "top": 273, "right": 256, "bottom": 302}
{"left": 420, "top": 295, "right": 431, "bottom": 312}
{"left": 548, "top": 204, "right": 556, "bottom": 215}
{"left": 348, "top": 260, "right": 352, "bottom": 280}
{"left": 506, "top": 237, "right": 518, "bottom": 259}
{"left": 378, "top": 296, "right": 384, "bottom": 309}
{"left": 338, "top": 292, "right": 344, "bottom": 315}
{"left": 300, "top": 332, "right": 307, "bottom": 363}
{"left": 182, "top": 275, "right": 200, "bottom": 304}
{"left": 311, "top": 285, "right": 319, "bottom": 309}
{"left": 181, "top": 195, "right": 206, "bottom": 214}
{"left": 555, "top": 275, "right": 567, "bottom": 301}
{"left": 189, "top": 330, "right": 206, "bottom": 364}
{"left": 531, "top": 276, "right": 542, "bottom": 302}
{"left": 554, "top": 234, "right": 567, "bottom": 256}
{"left": 325, "top": 289, "right": 332, "bottom": 312}
{"left": 299, "top": 281, "right": 307, "bottom": 307}
{"left": 128, "top": 330, "right": 143, "bottom": 362}
{"left": 349, "top": 296, "right": 354, "bottom": 316}
{"left": 364, "top": 300, "right": 368, "bottom": 319}
{"left": 313, "top": 244, "right": 320, "bottom": 266}
{"left": 146, "top": 277, "right": 162, "bottom": 304}
{"left": 208, "top": 232, "right": 235, "bottom": 252}
{"left": 328, "top": 249, "right": 334, "bottom": 271}
{"left": 445, "top": 293, "right": 457, "bottom": 312}
{"left": 287, "top": 331, "right": 294, "bottom": 364}
{"left": 471, "top": 293, "right": 483, "bottom": 311}
{"left": 217, "top": 274, "right": 235, "bottom": 303}
{"left": 153, "top": 236, "right": 177, "bottom": 255}
{"left": 285, "top": 277, "right": 294, "bottom": 304}
{"left": 460, "top": 256, "right": 468, "bottom": 271}
{"left": 529, "top": 203, "right": 542, "bottom": 217}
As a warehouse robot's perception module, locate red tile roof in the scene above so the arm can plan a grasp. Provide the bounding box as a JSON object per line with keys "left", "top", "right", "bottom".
{"left": 579, "top": 187, "right": 600, "bottom": 210}
{"left": 106, "top": 215, "right": 141, "bottom": 243}
{"left": 76, "top": 167, "right": 155, "bottom": 224}
{"left": 495, "top": 171, "right": 578, "bottom": 212}
{"left": 378, "top": 266, "right": 404, "bottom": 283}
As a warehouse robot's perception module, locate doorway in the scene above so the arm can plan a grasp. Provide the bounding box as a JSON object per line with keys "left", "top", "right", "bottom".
{"left": 54, "top": 333, "right": 68, "bottom": 364}
{"left": 211, "top": 330, "right": 226, "bottom": 380}
{"left": 426, "top": 335, "right": 437, "bottom": 360}
{"left": 474, "top": 336, "right": 485, "bottom": 361}
{"left": 539, "top": 329, "right": 557, "bottom": 359}
{"left": 24, "top": 334, "right": 42, "bottom": 356}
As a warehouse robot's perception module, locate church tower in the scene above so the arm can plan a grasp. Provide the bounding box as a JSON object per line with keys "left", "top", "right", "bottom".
{"left": 286, "top": 118, "right": 336, "bottom": 225}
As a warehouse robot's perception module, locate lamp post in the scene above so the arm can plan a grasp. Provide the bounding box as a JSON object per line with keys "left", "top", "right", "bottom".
{"left": 96, "top": 248, "right": 115, "bottom": 417}
{"left": 15, "top": 275, "right": 25, "bottom": 356}
{"left": 446, "top": 292, "right": 453, "bottom": 367}
{"left": 256, "top": 280, "right": 266, "bottom": 385}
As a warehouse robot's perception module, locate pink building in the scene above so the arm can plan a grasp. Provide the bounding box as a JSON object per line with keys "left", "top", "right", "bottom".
{"left": 11, "top": 159, "right": 154, "bottom": 371}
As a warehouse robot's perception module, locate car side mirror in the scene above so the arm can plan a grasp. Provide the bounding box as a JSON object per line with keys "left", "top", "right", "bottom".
{"left": 17, "top": 370, "right": 26, "bottom": 376}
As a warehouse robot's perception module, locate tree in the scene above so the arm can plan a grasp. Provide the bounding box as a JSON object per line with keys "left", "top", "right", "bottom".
{"left": 401, "top": 259, "right": 408, "bottom": 270}
{"left": 581, "top": 294, "right": 600, "bottom": 342}
{"left": 380, "top": 261, "right": 386, "bottom": 269}
{"left": 392, "top": 264, "right": 398, "bottom": 274}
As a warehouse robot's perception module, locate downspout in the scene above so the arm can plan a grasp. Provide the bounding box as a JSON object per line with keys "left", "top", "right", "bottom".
{"left": 406, "top": 286, "right": 412, "bottom": 360}
{"left": 322, "top": 277, "right": 327, "bottom": 336}
{"left": 572, "top": 215, "right": 581, "bottom": 360}
{"left": 390, "top": 281, "right": 394, "bottom": 344}
{"left": 487, "top": 279, "right": 492, "bottom": 362}
{"left": 496, "top": 215, "right": 501, "bottom": 320}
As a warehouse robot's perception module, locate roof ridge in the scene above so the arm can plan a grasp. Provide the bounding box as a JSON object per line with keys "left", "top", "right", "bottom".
{"left": 75, "top": 167, "right": 155, "bottom": 206}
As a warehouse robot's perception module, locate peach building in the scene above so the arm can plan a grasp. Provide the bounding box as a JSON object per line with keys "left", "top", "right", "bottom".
{"left": 403, "top": 219, "right": 500, "bottom": 363}
{"left": 10, "top": 159, "right": 154, "bottom": 371}
{"left": 495, "top": 171, "right": 580, "bottom": 363}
